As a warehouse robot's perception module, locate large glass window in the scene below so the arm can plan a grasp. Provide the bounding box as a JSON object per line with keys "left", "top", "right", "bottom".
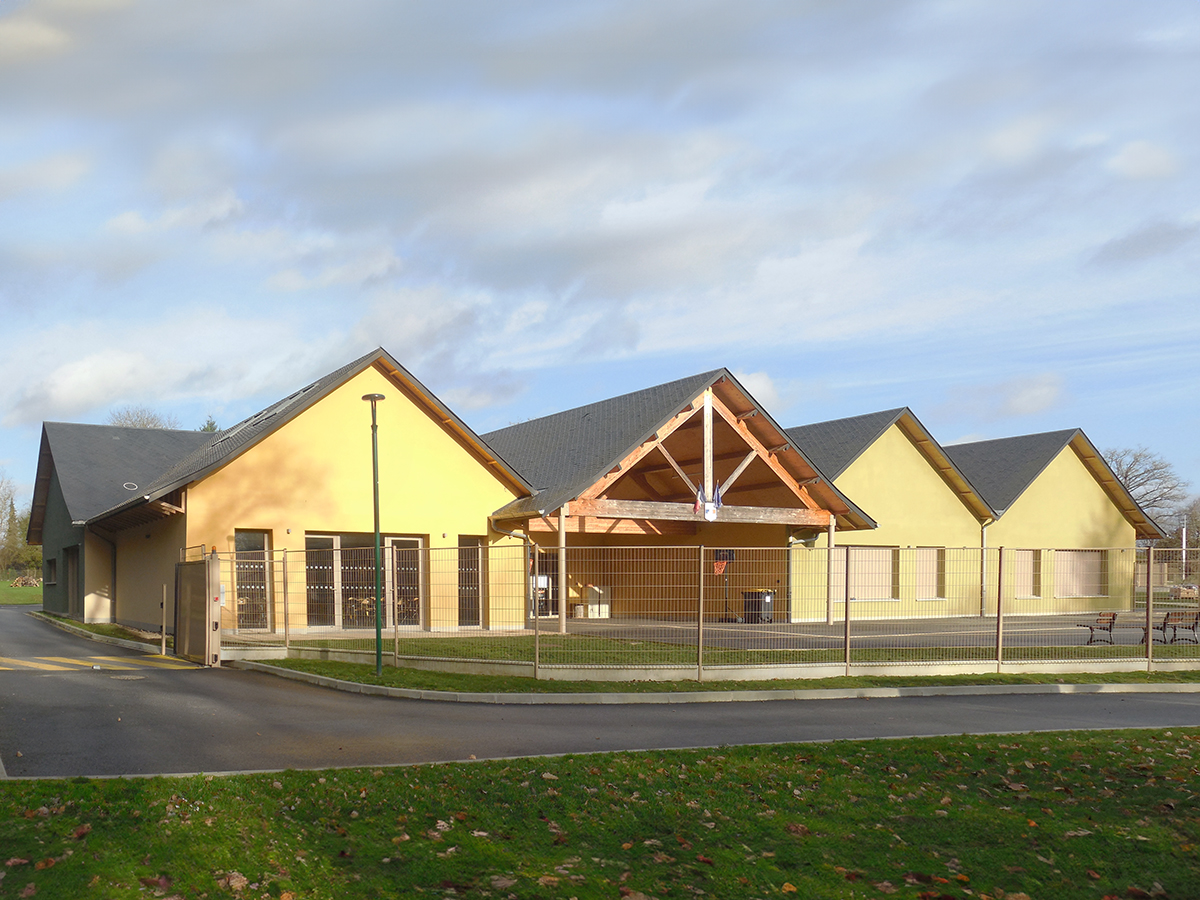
{"left": 304, "top": 533, "right": 424, "bottom": 629}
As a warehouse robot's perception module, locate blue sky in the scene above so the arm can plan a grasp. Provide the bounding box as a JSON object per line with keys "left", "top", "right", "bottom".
{"left": 1, "top": 0, "right": 1198, "bottom": 505}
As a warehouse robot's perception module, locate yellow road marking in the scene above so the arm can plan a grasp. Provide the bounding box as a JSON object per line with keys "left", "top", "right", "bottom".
{"left": 0, "top": 656, "right": 74, "bottom": 671}
{"left": 89, "top": 655, "right": 197, "bottom": 670}
{"left": 38, "top": 657, "right": 137, "bottom": 670}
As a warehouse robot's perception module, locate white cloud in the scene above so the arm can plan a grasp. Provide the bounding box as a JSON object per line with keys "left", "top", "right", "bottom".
{"left": 0, "top": 152, "right": 90, "bottom": 197}
{"left": 732, "top": 370, "right": 781, "bottom": 410}
{"left": 936, "top": 373, "right": 1066, "bottom": 424}
{"left": 0, "top": 15, "right": 71, "bottom": 64}
{"left": 1106, "top": 140, "right": 1180, "bottom": 179}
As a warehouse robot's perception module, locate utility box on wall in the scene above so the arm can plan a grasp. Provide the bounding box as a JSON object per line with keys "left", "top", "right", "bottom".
{"left": 584, "top": 584, "right": 611, "bottom": 618}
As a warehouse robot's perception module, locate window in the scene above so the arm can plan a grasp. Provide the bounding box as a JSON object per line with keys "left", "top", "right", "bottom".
{"left": 1014, "top": 549, "right": 1042, "bottom": 599}
{"left": 1054, "top": 549, "right": 1108, "bottom": 598}
{"left": 846, "top": 546, "right": 900, "bottom": 601}
{"left": 305, "top": 533, "right": 424, "bottom": 630}
{"left": 915, "top": 547, "right": 946, "bottom": 600}
{"left": 44, "top": 558, "right": 57, "bottom": 585}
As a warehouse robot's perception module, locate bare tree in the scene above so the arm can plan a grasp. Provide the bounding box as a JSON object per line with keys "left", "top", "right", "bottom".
{"left": 1103, "top": 446, "right": 1190, "bottom": 520}
{"left": 105, "top": 405, "right": 181, "bottom": 429}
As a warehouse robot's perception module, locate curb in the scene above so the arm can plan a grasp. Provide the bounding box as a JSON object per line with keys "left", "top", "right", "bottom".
{"left": 28, "top": 611, "right": 167, "bottom": 655}
{"left": 226, "top": 659, "right": 1200, "bottom": 705}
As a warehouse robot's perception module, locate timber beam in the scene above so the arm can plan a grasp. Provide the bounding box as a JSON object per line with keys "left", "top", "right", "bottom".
{"left": 570, "top": 498, "right": 830, "bottom": 527}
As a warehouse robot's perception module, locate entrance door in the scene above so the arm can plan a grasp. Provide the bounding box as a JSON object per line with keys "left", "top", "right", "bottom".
{"left": 457, "top": 537, "right": 482, "bottom": 627}
{"left": 305, "top": 536, "right": 337, "bottom": 627}
{"left": 63, "top": 546, "right": 81, "bottom": 618}
{"left": 234, "top": 530, "right": 271, "bottom": 630}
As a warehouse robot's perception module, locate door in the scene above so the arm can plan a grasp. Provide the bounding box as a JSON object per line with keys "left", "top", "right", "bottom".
{"left": 234, "top": 530, "right": 271, "bottom": 630}
{"left": 64, "top": 546, "right": 81, "bottom": 618}
{"left": 457, "top": 536, "right": 482, "bottom": 627}
{"left": 305, "top": 536, "right": 337, "bottom": 627}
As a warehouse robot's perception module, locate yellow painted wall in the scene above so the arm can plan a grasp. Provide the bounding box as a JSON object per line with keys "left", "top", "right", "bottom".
{"left": 985, "top": 450, "right": 1138, "bottom": 612}
{"left": 184, "top": 365, "right": 525, "bottom": 630}
{"left": 791, "top": 425, "right": 986, "bottom": 620}
{"left": 987, "top": 446, "right": 1136, "bottom": 550}
{"left": 815, "top": 425, "right": 984, "bottom": 550}
{"left": 113, "top": 515, "right": 187, "bottom": 632}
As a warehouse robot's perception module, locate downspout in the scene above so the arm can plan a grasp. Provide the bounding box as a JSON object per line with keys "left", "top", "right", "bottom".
{"left": 980, "top": 518, "right": 993, "bottom": 616}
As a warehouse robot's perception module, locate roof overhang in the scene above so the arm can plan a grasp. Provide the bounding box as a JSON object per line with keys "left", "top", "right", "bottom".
{"left": 1069, "top": 433, "right": 1167, "bottom": 541}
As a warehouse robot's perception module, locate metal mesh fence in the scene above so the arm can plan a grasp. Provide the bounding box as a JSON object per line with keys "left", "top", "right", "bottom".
{"left": 211, "top": 543, "right": 1200, "bottom": 676}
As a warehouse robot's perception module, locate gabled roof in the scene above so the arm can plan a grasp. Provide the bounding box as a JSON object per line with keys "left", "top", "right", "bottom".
{"left": 784, "top": 408, "right": 909, "bottom": 480}
{"left": 785, "top": 408, "right": 995, "bottom": 522}
{"left": 943, "top": 429, "right": 1165, "bottom": 540}
{"left": 88, "top": 348, "right": 532, "bottom": 526}
{"left": 484, "top": 369, "right": 875, "bottom": 530}
{"left": 27, "top": 423, "right": 210, "bottom": 543}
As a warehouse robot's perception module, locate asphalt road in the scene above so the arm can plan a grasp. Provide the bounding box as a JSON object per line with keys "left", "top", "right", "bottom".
{"left": 3, "top": 605, "right": 1200, "bottom": 779}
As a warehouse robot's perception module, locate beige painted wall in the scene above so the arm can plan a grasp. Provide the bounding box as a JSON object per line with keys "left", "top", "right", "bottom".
{"left": 113, "top": 515, "right": 187, "bottom": 632}
{"left": 82, "top": 530, "right": 115, "bottom": 623}
{"left": 184, "top": 365, "right": 524, "bottom": 630}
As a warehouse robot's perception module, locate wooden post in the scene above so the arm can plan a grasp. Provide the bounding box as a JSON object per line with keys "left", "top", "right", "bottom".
{"left": 533, "top": 547, "right": 540, "bottom": 680}
{"left": 1146, "top": 545, "right": 1154, "bottom": 668}
{"left": 697, "top": 545, "right": 705, "bottom": 682}
{"left": 826, "top": 518, "right": 837, "bottom": 626}
{"left": 558, "top": 506, "right": 567, "bottom": 635}
{"left": 995, "top": 547, "right": 1004, "bottom": 671}
{"left": 161, "top": 584, "right": 167, "bottom": 656}
{"left": 703, "top": 390, "right": 713, "bottom": 508}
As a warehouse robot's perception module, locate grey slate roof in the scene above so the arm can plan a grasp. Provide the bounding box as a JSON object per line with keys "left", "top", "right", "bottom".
{"left": 484, "top": 370, "right": 724, "bottom": 519}
{"left": 784, "top": 409, "right": 909, "bottom": 481}
{"left": 41, "top": 423, "right": 211, "bottom": 523}
{"left": 942, "top": 429, "right": 1082, "bottom": 514}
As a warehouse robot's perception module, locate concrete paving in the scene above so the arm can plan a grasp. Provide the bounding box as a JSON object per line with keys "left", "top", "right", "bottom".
{"left": 3, "top": 605, "right": 1200, "bottom": 780}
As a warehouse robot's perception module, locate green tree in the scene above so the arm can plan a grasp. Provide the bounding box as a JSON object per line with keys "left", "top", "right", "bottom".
{"left": 199, "top": 415, "right": 220, "bottom": 432}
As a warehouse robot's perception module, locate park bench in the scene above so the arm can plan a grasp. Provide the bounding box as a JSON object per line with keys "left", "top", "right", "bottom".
{"left": 1161, "top": 609, "right": 1200, "bottom": 644}
{"left": 1077, "top": 612, "right": 1118, "bottom": 644}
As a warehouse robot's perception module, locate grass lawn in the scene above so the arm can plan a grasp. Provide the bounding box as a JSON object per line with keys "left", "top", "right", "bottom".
{"left": 261, "top": 633, "right": 1199, "bottom": 667}
{"left": 0, "top": 582, "right": 42, "bottom": 605}
{"left": 263, "top": 657, "right": 1200, "bottom": 694}
{"left": 1, "top": 730, "right": 1196, "bottom": 899}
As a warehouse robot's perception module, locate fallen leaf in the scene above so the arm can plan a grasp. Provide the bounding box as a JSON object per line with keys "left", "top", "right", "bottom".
{"left": 139, "top": 875, "right": 172, "bottom": 889}
{"left": 782, "top": 884, "right": 798, "bottom": 893}
{"left": 541, "top": 772, "right": 559, "bottom": 781}
{"left": 1065, "top": 829, "right": 1093, "bottom": 838}
{"left": 538, "top": 875, "right": 559, "bottom": 886}
{"left": 785, "top": 823, "right": 811, "bottom": 837}
{"left": 72, "top": 824, "right": 92, "bottom": 840}
{"left": 874, "top": 881, "right": 898, "bottom": 894}
{"left": 696, "top": 854, "right": 714, "bottom": 866}
{"left": 651, "top": 851, "right": 675, "bottom": 863}
{"left": 1087, "top": 870, "right": 1102, "bottom": 880}
{"left": 33, "top": 859, "right": 54, "bottom": 871}
{"left": 490, "top": 875, "right": 517, "bottom": 889}
{"left": 5, "top": 860, "right": 29, "bottom": 868}
{"left": 19, "top": 884, "right": 35, "bottom": 898}
{"left": 621, "top": 842, "right": 634, "bottom": 850}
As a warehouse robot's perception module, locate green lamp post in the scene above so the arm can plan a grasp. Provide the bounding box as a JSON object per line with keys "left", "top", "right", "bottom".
{"left": 362, "top": 393, "right": 386, "bottom": 675}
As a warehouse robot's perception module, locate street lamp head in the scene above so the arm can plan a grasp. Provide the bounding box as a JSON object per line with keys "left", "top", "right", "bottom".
{"left": 362, "top": 393, "right": 386, "bottom": 402}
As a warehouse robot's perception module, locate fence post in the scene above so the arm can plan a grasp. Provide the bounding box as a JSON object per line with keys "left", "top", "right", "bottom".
{"left": 282, "top": 552, "right": 290, "bottom": 653}
{"left": 161, "top": 584, "right": 167, "bottom": 656}
{"left": 533, "top": 548, "right": 540, "bottom": 680}
{"left": 843, "top": 547, "right": 851, "bottom": 677}
{"left": 826, "top": 518, "right": 836, "bottom": 626}
{"left": 391, "top": 544, "right": 399, "bottom": 668}
{"left": 1146, "top": 545, "right": 1154, "bottom": 670}
{"left": 697, "top": 545, "right": 705, "bottom": 682}
{"left": 995, "top": 547, "right": 1004, "bottom": 672}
